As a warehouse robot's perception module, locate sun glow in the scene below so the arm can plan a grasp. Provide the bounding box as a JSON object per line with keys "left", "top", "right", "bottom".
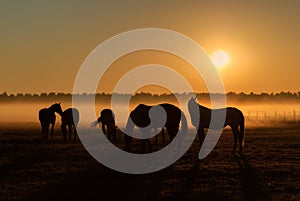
{"left": 212, "top": 50, "right": 230, "bottom": 68}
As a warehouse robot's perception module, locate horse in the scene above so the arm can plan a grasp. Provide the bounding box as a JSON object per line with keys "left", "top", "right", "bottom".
{"left": 125, "top": 103, "right": 187, "bottom": 152}
{"left": 61, "top": 108, "right": 79, "bottom": 140}
{"left": 38, "top": 103, "right": 63, "bottom": 139}
{"left": 91, "top": 109, "right": 117, "bottom": 140}
{"left": 188, "top": 97, "right": 245, "bottom": 152}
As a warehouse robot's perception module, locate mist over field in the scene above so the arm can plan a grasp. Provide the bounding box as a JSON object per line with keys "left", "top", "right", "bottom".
{"left": 0, "top": 92, "right": 299, "bottom": 128}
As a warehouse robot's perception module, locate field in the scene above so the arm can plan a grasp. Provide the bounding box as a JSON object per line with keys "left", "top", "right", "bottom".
{"left": 1, "top": 122, "right": 300, "bottom": 201}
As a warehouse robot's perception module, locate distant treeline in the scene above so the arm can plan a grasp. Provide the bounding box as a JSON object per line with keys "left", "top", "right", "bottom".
{"left": 1, "top": 91, "right": 300, "bottom": 104}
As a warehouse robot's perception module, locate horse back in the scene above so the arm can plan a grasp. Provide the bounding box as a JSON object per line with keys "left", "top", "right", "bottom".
{"left": 130, "top": 103, "right": 182, "bottom": 128}
{"left": 130, "top": 104, "right": 152, "bottom": 127}
{"left": 39, "top": 108, "right": 55, "bottom": 124}
{"left": 62, "top": 108, "right": 79, "bottom": 125}
{"left": 100, "top": 109, "right": 115, "bottom": 124}
{"left": 225, "top": 107, "right": 244, "bottom": 125}
{"left": 198, "top": 106, "right": 212, "bottom": 128}
{"left": 160, "top": 103, "right": 181, "bottom": 126}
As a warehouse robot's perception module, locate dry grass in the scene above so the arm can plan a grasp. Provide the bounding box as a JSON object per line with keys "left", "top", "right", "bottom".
{"left": 0, "top": 122, "right": 299, "bottom": 201}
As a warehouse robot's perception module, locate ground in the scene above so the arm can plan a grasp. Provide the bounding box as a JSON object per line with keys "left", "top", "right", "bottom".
{"left": 0, "top": 122, "right": 299, "bottom": 201}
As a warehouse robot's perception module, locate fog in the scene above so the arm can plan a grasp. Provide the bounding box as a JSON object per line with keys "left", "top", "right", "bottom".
{"left": 0, "top": 102, "right": 108, "bottom": 124}
{"left": 0, "top": 100, "right": 299, "bottom": 129}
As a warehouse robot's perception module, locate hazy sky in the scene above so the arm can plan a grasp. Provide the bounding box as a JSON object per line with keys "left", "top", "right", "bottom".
{"left": 1, "top": 0, "right": 299, "bottom": 94}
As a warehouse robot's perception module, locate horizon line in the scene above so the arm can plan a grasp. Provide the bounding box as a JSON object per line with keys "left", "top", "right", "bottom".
{"left": 1, "top": 91, "right": 300, "bottom": 96}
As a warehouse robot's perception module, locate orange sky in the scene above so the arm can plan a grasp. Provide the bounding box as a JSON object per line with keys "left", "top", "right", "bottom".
{"left": 1, "top": 1, "right": 299, "bottom": 94}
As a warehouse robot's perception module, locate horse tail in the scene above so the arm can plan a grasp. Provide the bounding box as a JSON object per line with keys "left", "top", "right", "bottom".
{"left": 73, "top": 108, "right": 80, "bottom": 126}
{"left": 90, "top": 117, "right": 101, "bottom": 127}
{"left": 240, "top": 111, "right": 245, "bottom": 147}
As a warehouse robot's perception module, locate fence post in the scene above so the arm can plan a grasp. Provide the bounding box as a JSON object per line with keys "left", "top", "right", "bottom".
{"left": 264, "top": 111, "right": 267, "bottom": 121}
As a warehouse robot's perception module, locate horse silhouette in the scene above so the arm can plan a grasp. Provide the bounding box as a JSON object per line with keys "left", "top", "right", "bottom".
{"left": 91, "top": 109, "right": 117, "bottom": 140}
{"left": 125, "top": 103, "right": 187, "bottom": 152}
{"left": 188, "top": 97, "right": 245, "bottom": 152}
{"left": 61, "top": 108, "right": 79, "bottom": 140}
{"left": 38, "top": 103, "right": 63, "bottom": 139}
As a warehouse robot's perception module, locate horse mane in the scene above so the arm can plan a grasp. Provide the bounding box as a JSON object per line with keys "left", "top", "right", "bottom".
{"left": 188, "top": 97, "right": 210, "bottom": 110}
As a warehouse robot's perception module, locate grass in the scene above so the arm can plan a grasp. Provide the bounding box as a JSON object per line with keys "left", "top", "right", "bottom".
{"left": 0, "top": 122, "right": 300, "bottom": 201}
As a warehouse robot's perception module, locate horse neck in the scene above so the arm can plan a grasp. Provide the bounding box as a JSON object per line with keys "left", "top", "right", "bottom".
{"left": 125, "top": 116, "right": 134, "bottom": 133}
{"left": 48, "top": 106, "right": 56, "bottom": 114}
{"left": 56, "top": 110, "right": 63, "bottom": 116}
{"left": 189, "top": 101, "right": 210, "bottom": 111}
{"left": 188, "top": 101, "right": 198, "bottom": 111}
{"left": 49, "top": 105, "right": 63, "bottom": 116}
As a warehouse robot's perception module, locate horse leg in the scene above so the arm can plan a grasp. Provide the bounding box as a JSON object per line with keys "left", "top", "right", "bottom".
{"left": 147, "top": 139, "right": 152, "bottom": 151}
{"left": 141, "top": 139, "right": 146, "bottom": 152}
{"left": 166, "top": 126, "right": 178, "bottom": 142}
{"left": 162, "top": 128, "right": 166, "bottom": 143}
{"left": 41, "top": 123, "right": 46, "bottom": 138}
{"left": 107, "top": 124, "right": 112, "bottom": 140}
{"left": 154, "top": 128, "right": 160, "bottom": 143}
{"left": 231, "top": 127, "right": 238, "bottom": 152}
{"left": 61, "top": 124, "right": 67, "bottom": 140}
{"left": 155, "top": 132, "right": 159, "bottom": 144}
{"left": 238, "top": 126, "right": 243, "bottom": 153}
{"left": 103, "top": 124, "right": 109, "bottom": 139}
{"left": 44, "top": 124, "right": 49, "bottom": 139}
{"left": 141, "top": 128, "right": 152, "bottom": 152}
{"left": 50, "top": 123, "right": 54, "bottom": 139}
{"left": 140, "top": 139, "right": 152, "bottom": 152}
{"left": 239, "top": 138, "right": 243, "bottom": 153}
{"left": 41, "top": 123, "right": 44, "bottom": 135}
{"left": 68, "top": 125, "right": 72, "bottom": 140}
{"left": 112, "top": 124, "right": 116, "bottom": 140}
{"left": 197, "top": 127, "right": 205, "bottom": 147}
{"left": 124, "top": 135, "right": 132, "bottom": 151}
{"left": 74, "top": 125, "right": 77, "bottom": 140}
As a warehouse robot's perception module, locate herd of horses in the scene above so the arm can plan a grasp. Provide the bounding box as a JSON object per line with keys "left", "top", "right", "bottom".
{"left": 38, "top": 103, "right": 79, "bottom": 140}
{"left": 38, "top": 97, "right": 245, "bottom": 153}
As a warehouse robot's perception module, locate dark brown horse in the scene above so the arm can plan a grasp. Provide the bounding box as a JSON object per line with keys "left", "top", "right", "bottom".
{"left": 125, "top": 103, "right": 187, "bottom": 151}
{"left": 38, "top": 103, "right": 63, "bottom": 139}
{"left": 61, "top": 108, "right": 79, "bottom": 140}
{"left": 188, "top": 97, "right": 245, "bottom": 152}
{"left": 91, "top": 109, "right": 117, "bottom": 140}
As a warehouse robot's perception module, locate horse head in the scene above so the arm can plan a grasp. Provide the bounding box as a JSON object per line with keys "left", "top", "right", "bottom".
{"left": 188, "top": 97, "right": 200, "bottom": 127}
{"left": 51, "top": 102, "right": 63, "bottom": 115}
{"left": 188, "top": 96, "right": 197, "bottom": 109}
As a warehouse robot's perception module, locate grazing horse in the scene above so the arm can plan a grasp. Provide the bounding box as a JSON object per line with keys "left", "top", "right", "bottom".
{"left": 125, "top": 103, "right": 187, "bottom": 151}
{"left": 38, "top": 103, "right": 63, "bottom": 139}
{"left": 91, "top": 109, "right": 117, "bottom": 140}
{"left": 61, "top": 108, "right": 79, "bottom": 140}
{"left": 188, "top": 97, "right": 245, "bottom": 152}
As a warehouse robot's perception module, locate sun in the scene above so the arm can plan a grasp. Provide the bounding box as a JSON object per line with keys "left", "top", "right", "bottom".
{"left": 211, "top": 50, "right": 230, "bottom": 68}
